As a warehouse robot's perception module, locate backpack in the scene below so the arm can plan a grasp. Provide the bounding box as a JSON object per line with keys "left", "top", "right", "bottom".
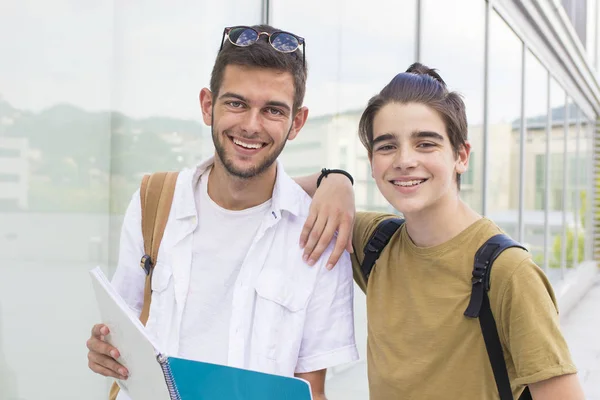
{"left": 109, "top": 171, "right": 179, "bottom": 400}
{"left": 361, "top": 218, "right": 532, "bottom": 400}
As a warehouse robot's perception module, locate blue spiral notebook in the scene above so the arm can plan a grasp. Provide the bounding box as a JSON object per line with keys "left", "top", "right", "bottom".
{"left": 90, "top": 267, "right": 313, "bottom": 400}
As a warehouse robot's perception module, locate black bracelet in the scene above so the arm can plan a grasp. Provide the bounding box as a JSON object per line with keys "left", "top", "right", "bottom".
{"left": 316, "top": 168, "right": 354, "bottom": 188}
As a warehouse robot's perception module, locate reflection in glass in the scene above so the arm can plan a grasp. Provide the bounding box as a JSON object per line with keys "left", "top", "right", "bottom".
{"left": 272, "top": 0, "right": 417, "bottom": 212}
{"left": 0, "top": 2, "right": 114, "bottom": 398}
{"left": 559, "top": 99, "right": 576, "bottom": 271}
{"left": 487, "top": 12, "right": 522, "bottom": 239}
{"left": 569, "top": 106, "right": 586, "bottom": 268}
{"left": 522, "top": 52, "right": 548, "bottom": 267}
{"left": 546, "top": 80, "right": 566, "bottom": 280}
{"left": 421, "top": 0, "right": 485, "bottom": 213}
{"left": 0, "top": 2, "right": 263, "bottom": 399}
{"left": 583, "top": 118, "right": 594, "bottom": 261}
{"left": 271, "top": 0, "right": 417, "bottom": 392}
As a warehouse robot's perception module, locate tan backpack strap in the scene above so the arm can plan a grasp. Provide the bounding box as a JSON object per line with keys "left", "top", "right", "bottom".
{"left": 109, "top": 171, "right": 178, "bottom": 400}
{"left": 108, "top": 382, "right": 120, "bottom": 400}
{"left": 138, "top": 171, "right": 179, "bottom": 326}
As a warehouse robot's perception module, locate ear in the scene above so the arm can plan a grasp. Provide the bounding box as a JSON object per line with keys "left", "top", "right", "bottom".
{"left": 286, "top": 106, "right": 309, "bottom": 141}
{"left": 199, "top": 88, "right": 213, "bottom": 126}
{"left": 455, "top": 140, "right": 471, "bottom": 175}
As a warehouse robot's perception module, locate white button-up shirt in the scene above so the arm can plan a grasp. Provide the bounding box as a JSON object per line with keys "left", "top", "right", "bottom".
{"left": 111, "top": 157, "right": 358, "bottom": 391}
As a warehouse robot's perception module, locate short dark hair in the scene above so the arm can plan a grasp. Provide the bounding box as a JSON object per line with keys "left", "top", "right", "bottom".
{"left": 209, "top": 24, "right": 307, "bottom": 112}
{"left": 358, "top": 62, "right": 468, "bottom": 188}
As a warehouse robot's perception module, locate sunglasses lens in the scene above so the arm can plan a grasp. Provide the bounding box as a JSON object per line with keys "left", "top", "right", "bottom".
{"left": 270, "top": 32, "right": 300, "bottom": 52}
{"left": 228, "top": 27, "right": 258, "bottom": 46}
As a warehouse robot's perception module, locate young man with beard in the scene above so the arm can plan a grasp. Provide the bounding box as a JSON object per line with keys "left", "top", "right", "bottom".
{"left": 86, "top": 25, "right": 358, "bottom": 400}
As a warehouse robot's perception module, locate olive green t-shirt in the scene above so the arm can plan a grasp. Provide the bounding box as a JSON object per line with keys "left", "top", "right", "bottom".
{"left": 351, "top": 212, "right": 577, "bottom": 400}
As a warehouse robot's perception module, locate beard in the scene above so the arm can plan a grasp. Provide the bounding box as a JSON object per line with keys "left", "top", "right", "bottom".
{"left": 212, "top": 125, "right": 291, "bottom": 179}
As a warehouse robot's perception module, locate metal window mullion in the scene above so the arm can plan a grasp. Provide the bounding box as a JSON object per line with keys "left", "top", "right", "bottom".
{"left": 415, "top": 0, "right": 422, "bottom": 62}
{"left": 482, "top": 0, "right": 492, "bottom": 217}
{"left": 561, "top": 95, "right": 569, "bottom": 277}
{"left": 261, "top": 0, "right": 270, "bottom": 24}
{"left": 584, "top": 121, "right": 590, "bottom": 260}
{"left": 518, "top": 44, "right": 526, "bottom": 243}
{"left": 543, "top": 73, "right": 552, "bottom": 272}
{"left": 590, "top": 120, "right": 597, "bottom": 260}
{"left": 592, "top": 119, "right": 599, "bottom": 261}
{"left": 573, "top": 109, "right": 581, "bottom": 266}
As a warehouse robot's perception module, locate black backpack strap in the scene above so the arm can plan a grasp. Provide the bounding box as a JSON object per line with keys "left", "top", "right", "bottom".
{"left": 361, "top": 218, "right": 404, "bottom": 282}
{"left": 464, "top": 234, "right": 528, "bottom": 400}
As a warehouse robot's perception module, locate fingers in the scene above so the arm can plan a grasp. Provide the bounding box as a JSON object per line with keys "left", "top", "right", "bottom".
{"left": 345, "top": 217, "right": 354, "bottom": 254}
{"left": 302, "top": 213, "right": 327, "bottom": 265}
{"left": 87, "top": 335, "right": 117, "bottom": 358}
{"left": 91, "top": 323, "right": 109, "bottom": 338}
{"left": 327, "top": 216, "right": 353, "bottom": 269}
{"left": 88, "top": 353, "right": 128, "bottom": 380}
{"left": 300, "top": 209, "right": 318, "bottom": 249}
{"left": 87, "top": 323, "right": 128, "bottom": 379}
{"left": 306, "top": 219, "right": 338, "bottom": 269}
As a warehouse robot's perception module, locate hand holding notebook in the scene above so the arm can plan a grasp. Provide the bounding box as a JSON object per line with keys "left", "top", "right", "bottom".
{"left": 89, "top": 267, "right": 313, "bottom": 400}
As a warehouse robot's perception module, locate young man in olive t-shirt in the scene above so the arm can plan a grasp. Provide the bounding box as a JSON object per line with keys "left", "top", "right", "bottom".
{"left": 296, "top": 65, "right": 584, "bottom": 399}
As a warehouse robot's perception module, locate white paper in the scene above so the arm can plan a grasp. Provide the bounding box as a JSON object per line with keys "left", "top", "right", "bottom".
{"left": 90, "top": 267, "right": 171, "bottom": 400}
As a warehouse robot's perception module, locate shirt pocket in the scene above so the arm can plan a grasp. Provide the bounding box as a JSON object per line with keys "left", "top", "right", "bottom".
{"left": 145, "top": 261, "right": 174, "bottom": 342}
{"left": 253, "top": 268, "right": 312, "bottom": 363}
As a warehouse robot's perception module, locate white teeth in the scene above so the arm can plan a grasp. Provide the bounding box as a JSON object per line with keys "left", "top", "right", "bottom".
{"left": 233, "top": 138, "right": 262, "bottom": 149}
{"left": 393, "top": 180, "right": 425, "bottom": 187}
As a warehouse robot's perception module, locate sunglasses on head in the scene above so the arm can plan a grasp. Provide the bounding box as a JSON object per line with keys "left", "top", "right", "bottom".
{"left": 219, "top": 26, "right": 306, "bottom": 67}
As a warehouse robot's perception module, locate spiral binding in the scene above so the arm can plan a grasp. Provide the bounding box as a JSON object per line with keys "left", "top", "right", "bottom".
{"left": 157, "top": 353, "right": 182, "bottom": 400}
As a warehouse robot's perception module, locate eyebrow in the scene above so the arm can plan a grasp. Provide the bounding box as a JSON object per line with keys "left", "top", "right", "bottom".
{"left": 219, "top": 92, "right": 291, "bottom": 113}
{"left": 372, "top": 133, "right": 396, "bottom": 146}
{"left": 411, "top": 130, "right": 445, "bottom": 142}
{"left": 372, "top": 130, "right": 445, "bottom": 147}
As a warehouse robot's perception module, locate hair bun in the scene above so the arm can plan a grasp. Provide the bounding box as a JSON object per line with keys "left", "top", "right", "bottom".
{"left": 406, "top": 62, "right": 446, "bottom": 87}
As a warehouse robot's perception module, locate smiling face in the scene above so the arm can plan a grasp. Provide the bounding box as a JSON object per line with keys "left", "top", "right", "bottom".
{"left": 370, "top": 102, "right": 470, "bottom": 217}
{"left": 200, "top": 64, "right": 308, "bottom": 179}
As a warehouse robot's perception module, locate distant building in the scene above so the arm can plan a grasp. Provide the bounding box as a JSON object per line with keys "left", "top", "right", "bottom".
{"left": 0, "top": 137, "right": 29, "bottom": 210}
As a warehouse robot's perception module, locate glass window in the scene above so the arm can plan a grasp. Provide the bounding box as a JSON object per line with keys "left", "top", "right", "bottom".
{"left": 583, "top": 118, "right": 595, "bottom": 260}
{"left": 271, "top": 0, "right": 417, "bottom": 213}
{"left": 108, "top": 1, "right": 262, "bottom": 231}
{"left": 523, "top": 51, "right": 548, "bottom": 266}
{"left": 462, "top": 153, "right": 475, "bottom": 186}
{"left": 271, "top": 0, "right": 417, "bottom": 390}
{"left": 535, "top": 154, "right": 545, "bottom": 208}
{"left": 547, "top": 79, "right": 566, "bottom": 280}
{"left": 421, "top": 0, "right": 486, "bottom": 213}
{"left": 569, "top": 105, "right": 585, "bottom": 268}
{"left": 487, "top": 12, "right": 523, "bottom": 240}
{"left": 0, "top": 2, "right": 114, "bottom": 398}
{"left": 0, "top": 1, "right": 263, "bottom": 399}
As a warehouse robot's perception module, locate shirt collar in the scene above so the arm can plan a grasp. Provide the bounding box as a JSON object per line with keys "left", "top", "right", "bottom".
{"left": 174, "top": 156, "right": 303, "bottom": 220}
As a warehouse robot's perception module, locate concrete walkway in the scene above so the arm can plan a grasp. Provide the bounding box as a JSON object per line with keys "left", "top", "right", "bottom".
{"left": 326, "top": 275, "right": 600, "bottom": 399}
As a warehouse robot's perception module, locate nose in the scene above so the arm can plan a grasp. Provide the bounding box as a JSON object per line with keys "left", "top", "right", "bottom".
{"left": 239, "top": 109, "right": 262, "bottom": 136}
{"left": 392, "top": 146, "right": 418, "bottom": 170}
